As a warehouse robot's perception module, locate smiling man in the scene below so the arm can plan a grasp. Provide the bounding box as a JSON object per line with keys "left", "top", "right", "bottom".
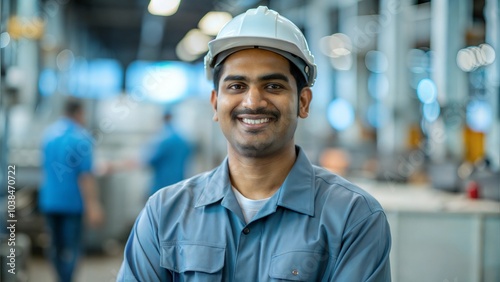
{"left": 118, "top": 6, "right": 391, "bottom": 282}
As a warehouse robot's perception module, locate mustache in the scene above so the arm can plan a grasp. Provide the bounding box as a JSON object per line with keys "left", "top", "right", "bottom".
{"left": 231, "top": 108, "right": 280, "bottom": 119}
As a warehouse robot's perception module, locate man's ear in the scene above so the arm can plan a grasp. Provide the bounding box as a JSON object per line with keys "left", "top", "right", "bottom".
{"left": 298, "top": 87, "right": 312, "bottom": 118}
{"left": 210, "top": 89, "right": 219, "bottom": 122}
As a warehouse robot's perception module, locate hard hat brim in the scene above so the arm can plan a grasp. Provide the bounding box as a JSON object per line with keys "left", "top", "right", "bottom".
{"left": 205, "top": 36, "right": 316, "bottom": 86}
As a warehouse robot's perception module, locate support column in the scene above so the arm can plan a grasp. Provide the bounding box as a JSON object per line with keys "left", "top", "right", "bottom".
{"left": 484, "top": 0, "right": 500, "bottom": 167}
{"left": 336, "top": 2, "right": 359, "bottom": 145}
{"left": 377, "top": 0, "right": 412, "bottom": 154}
{"left": 304, "top": 0, "right": 336, "bottom": 137}
{"left": 16, "top": 0, "right": 41, "bottom": 109}
{"left": 430, "top": 0, "right": 470, "bottom": 161}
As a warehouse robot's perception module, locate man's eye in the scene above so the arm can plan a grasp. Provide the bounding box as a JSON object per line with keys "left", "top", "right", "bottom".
{"left": 228, "top": 84, "right": 245, "bottom": 90}
{"left": 266, "top": 84, "right": 284, "bottom": 90}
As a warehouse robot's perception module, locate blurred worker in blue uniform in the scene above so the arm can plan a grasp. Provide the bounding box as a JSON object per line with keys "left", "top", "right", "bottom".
{"left": 142, "top": 106, "right": 192, "bottom": 196}
{"left": 39, "top": 98, "right": 104, "bottom": 282}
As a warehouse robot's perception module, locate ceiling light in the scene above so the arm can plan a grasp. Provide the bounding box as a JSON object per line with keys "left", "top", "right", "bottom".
{"left": 148, "top": 0, "right": 181, "bottom": 16}
{"left": 176, "top": 29, "right": 211, "bottom": 61}
{"left": 176, "top": 41, "right": 199, "bottom": 62}
{"left": 177, "top": 29, "right": 211, "bottom": 56}
{"left": 198, "top": 11, "right": 232, "bottom": 36}
{"left": 319, "top": 33, "right": 352, "bottom": 58}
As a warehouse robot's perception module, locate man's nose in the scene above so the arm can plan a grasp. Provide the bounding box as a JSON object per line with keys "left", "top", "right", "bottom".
{"left": 241, "top": 87, "right": 268, "bottom": 109}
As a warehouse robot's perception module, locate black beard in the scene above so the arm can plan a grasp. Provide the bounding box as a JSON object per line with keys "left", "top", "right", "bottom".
{"left": 233, "top": 143, "right": 274, "bottom": 158}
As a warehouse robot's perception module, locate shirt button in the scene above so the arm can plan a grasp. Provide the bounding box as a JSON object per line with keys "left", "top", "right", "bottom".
{"left": 291, "top": 269, "right": 299, "bottom": 276}
{"left": 242, "top": 227, "right": 250, "bottom": 235}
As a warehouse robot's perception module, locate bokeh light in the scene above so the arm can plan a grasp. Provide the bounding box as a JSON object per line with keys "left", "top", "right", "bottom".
{"left": 0, "top": 32, "right": 11, "bottom": 48}
{"left": 422, "top": 100, "right": 440, "bottom": 122}
{"left": 466, "top": 99, "right": 492, "bottom": 132}
{"left": 320, "top": 33, "right": 352, "bottom": 58}
{"left": 406, "top": 49, "right": 428, "bottom": 73}
{"left": 365, "top": 50, "right": 388, "bottom": 73}
{"left": 417, "top": 78, "right": 437, "bottom": 104}
{"left": 327, "top": 98, "right": 355, "bottom": 131}
{"left": 38, "top": 69, "right": 58, "bottom": 96}
{"left": 366, "top": 103, "right": 389, "bottom": 128}
{"left": 321, "top": 33, "right": 353, "bottom": 71}
{"left": 329, "top": 55, "right": 353, "bottom": 71}
{"left": 457, "top": 44, "right": 496, "bottom": 72}
{"left": 368, "top": 73, "right": 389, "bottom": 100}
{"left": 126, "top": 61, "right": 190, "bottom": 103}
{"left": 56, "top": 49, "right": 75, "bottom": 71}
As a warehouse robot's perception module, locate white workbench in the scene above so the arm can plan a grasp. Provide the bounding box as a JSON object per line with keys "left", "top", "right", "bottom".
{"left": 356, "top": 180, "right": 500, "bottom": 282}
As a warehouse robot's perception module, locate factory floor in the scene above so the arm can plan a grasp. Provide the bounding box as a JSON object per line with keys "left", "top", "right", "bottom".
{"left": 27, "top": 251, "right": 124, "bottom": 282}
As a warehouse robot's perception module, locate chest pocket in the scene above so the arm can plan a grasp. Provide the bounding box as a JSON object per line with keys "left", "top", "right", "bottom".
{"left": 161, "top": 242, "right": 225, "bottom": 281}
{"left": 269, "top": 250, "right": 329, "bottom": 281}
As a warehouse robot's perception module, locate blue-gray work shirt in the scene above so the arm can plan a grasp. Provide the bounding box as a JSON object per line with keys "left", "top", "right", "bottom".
{"left": 117, "top": 146, "right": 392, "bottom": 281}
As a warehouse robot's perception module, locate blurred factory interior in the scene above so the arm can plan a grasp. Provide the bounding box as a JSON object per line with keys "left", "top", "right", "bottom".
{"left": 0, "top": 0, "right": 499, "bottom": 281}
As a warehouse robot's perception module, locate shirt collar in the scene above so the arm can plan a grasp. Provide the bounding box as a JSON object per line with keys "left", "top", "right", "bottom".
{"left": 195, "top": 159, "right": 230, "bottom": 208}
{"left": 195, "top": 146, "right": 315, "bottom": 216}
{"left": 276, "top": 146, "right": 315, "bottom": 216}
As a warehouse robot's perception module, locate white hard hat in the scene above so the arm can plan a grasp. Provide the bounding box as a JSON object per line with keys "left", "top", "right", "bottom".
{"left": 204, "top": 6, "right": 317, "bottom": 87}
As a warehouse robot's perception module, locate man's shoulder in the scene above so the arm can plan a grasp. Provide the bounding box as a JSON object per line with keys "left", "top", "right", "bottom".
{"left": 149, "top": 168, "right": 218, "bottom": 203}
{"left": 312, "top": 165, "right": 384, "bottom": 214}
{"left": 44, "top": 119, "right": 90, "bottom": 142}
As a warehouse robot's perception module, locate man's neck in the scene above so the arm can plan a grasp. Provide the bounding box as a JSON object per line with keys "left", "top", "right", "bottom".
{"left": 227, "top": 145, "right": 297, "bottom": 200}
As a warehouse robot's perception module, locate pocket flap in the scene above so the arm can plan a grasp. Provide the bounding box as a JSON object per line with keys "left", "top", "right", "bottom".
{"left": 161, "top": 242, "right": 225, "bottom": 273}
{"left": 269, "top": 250, "right": 324, "bottom": 281}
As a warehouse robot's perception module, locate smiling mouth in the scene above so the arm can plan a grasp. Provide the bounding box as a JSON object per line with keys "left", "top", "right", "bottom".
{"left": 241, "top": 118, "right": 270, "bottom": 125}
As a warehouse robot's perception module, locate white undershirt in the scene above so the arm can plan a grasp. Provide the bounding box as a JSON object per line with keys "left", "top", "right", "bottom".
{"left": 232, "top": 187, "right": 271, "bottom": 223}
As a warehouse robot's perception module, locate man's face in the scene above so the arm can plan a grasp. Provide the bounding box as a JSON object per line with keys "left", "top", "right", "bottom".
{"left": 73, "top": 108, "right": 86, "bottom": 126}
{"left": 210, "top": 48, "right": 312, "bottom": 158}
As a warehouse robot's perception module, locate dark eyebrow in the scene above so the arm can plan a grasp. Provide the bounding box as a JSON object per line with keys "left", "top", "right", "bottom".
{"left": 259, "top": 73, "right": 289, "bottom": 83}
{"left": 222, "top": 73, "right": 289, "bottom": 83}
{"left": 223, "top": 75, "right": 247, "bottom": 82}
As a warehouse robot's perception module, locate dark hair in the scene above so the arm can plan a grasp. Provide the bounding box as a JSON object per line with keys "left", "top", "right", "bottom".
{"left": 64, "top": 98, "right": 84, "bottom": 117}
{"left": 212, "top": 56, "right": 308, "bottom": 94}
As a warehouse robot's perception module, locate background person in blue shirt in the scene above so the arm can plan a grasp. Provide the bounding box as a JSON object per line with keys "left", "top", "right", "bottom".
{"left": 118, "top": 6, "right": 391, "bottom": 281}
{"left": 39, "top": 98, "right": 104, "bottom": 282}
{"left": 142, "top": 106, "right": 192, "bottom": 196}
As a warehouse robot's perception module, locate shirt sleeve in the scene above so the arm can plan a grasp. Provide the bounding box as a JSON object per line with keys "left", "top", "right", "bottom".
{"left": 117, "top": 200, "right": 171, "bottom": 281}
{"left": 331, "top": 210, "right": 392, "bottom": 282}
{"left": 80, "top": 141, "right": 93, "bottom": 174}
{"left": 143, "top": 135, "right": 171, "bottom": 167}
{"left": 76, "top": 130, "right": 94, "bottom": 174}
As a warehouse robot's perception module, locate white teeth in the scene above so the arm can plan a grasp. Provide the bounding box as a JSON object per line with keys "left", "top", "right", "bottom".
{"left": 242, "top": 118, "right": 270, "bottom": 125}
